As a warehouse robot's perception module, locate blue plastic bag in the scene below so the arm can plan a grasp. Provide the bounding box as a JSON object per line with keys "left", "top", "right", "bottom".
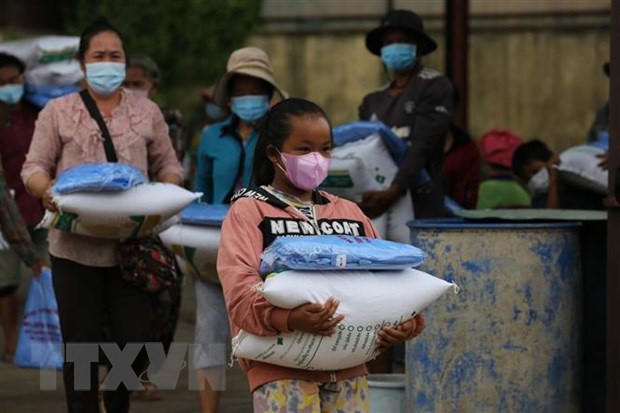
{"left": 54, "top": 163, "right": 146, "bottom": 194}
{"left": 332, "top": 121, "right": 431, "bottom": 188}
{"left": 14, "top": 269, "right": 63, "bottom": 370}
{"left": 180, "top": 203, "right": 229, "bottom": 227}
{"left": 260, "top": 235, "right": 426, "bottom": 275}
{"left": 25, "top": 83, "right": 81, "bottom": 108}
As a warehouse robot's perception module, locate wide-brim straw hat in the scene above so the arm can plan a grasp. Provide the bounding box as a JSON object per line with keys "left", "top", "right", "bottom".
{"left": 213, "top": 47, "right": 287, "bottom": 106}
{"left": 365, "top": 9, "right": 437, "bottom": 56}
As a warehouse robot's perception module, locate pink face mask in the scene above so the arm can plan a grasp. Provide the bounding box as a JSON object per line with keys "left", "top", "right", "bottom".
{"left": 277, "top": 151, "right": 331, "bottom": 191}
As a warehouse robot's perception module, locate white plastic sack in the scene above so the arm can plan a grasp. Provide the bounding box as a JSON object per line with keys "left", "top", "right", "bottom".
{"left": 159, "top": 224, "right": 221, "bottom": 283}
{"left": 38, "top": 183, "right": 200, "bottom": 239}
{"left": 557, "top": 145, "right": 608, "bottom": 194}
{"left": 25, "top": 61, "right": 83, "bottom": 86}
{"left": 369, "top": 192, "right": 414, "bottom": 243}
{"left": 322, "top": 134, "right": 413, "bottom": 241}
{"left": 321, "top": 134, "right": 397, "bottom": 201}
{"left": 232, "top": 268, "right": 456, "bottom": 371}
{"left": 384, "top": 191, "right": 414, "bottom": 244}
{"left": 0, "top": 36, "right": 79, "bottom": 68}
{"left": 0, "top": 37, "right": 82, "bottom": 87}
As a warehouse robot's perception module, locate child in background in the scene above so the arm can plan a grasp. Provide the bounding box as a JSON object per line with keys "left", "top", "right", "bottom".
{"left": 476, "top": 129, "right": 531, "bottom": 209}
{"left": 512, "top": 139, "right": 605, "bottom": 210}
{"left": 511, "top": 140, "right": 560, "bottom": 208}
{"left": 217, "top": 98, "right": 425, "bottom": 412}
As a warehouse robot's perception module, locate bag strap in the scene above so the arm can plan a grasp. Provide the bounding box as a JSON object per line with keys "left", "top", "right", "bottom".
{"left": 79, "top": 89, "right": 118, "bottom": 163}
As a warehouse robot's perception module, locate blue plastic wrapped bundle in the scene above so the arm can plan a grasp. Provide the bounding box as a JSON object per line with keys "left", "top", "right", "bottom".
{"left": 54, "top": 163, "right": 146, "bottom": 194}
{"left": 180, "top": 203, "right": 229, "bottom": 227}
{"left": 259, "top": 235, "right": 426, "bottom": 275}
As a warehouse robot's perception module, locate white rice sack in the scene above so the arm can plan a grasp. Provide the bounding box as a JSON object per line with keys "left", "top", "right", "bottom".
{"left": 0, "top": 36, "right": 82, "bottom": 87}
{"left": 370, "top": 214, "right": 387, "bottom": 239}
{"left": 39, "top": 183, "right": 200, "bottom": 239}
{"left": 159, "top": 224, "right": 221, "bottom": 284}
{"left": 232, "top": 268, "right": 456, "bottom": 371}
{"left": 384, "top": 191, "right": 414, "bottom": 244}
{"left": 557, "top": 145, "right": 608, "bottom": 194}
{"left": 321, "top": 134, "right": 398, "bottom": 201}
{"left": 25, "top": 61, "right": 83, "bottom": 86}
{"left": 0, "top": 36, "right": 79, "bottom": 68}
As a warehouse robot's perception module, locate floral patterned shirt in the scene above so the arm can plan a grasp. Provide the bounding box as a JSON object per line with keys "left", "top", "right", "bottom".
{"left": 21, "top": 89, "right": 183, "bottom": 267}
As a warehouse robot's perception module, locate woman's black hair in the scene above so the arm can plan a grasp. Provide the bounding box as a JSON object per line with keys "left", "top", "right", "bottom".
{"left": 251, "top": 98, "right": 332, "bottom": 186}
{"left": 0, "top": 52, "right": 25, "bottom": 74}
{"left": 78, "top": 17, "right": 128, "bottom": 62}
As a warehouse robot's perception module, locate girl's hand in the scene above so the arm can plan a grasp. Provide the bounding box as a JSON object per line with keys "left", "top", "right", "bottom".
{"left": 377, "top": 313, "right": 426, "bottom": 353}
{"left": 288, "top": 297, "right": 345, "bottom": 336}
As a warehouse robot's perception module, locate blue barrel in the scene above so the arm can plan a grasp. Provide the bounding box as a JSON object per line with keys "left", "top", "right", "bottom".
{"left": 407, "top": 219, "right": 581, "bottom": 412}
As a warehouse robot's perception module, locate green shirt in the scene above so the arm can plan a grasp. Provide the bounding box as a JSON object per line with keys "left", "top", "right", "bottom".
{"left": 476, "top": 179, "right": 531, "bottom": 209}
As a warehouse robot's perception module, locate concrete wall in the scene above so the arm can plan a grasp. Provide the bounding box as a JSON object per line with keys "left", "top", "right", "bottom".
{"left": 249, "top": 12, "right": 610, "bottom": 153}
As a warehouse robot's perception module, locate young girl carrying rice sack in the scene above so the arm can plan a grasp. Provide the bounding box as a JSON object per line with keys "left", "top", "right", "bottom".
{"left": 217, "top": 98, "right": 425, "bottom": 412}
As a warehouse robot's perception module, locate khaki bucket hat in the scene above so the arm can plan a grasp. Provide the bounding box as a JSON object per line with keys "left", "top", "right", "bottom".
{"left": 213, "top": 47, "right": 287, "bottom": 106}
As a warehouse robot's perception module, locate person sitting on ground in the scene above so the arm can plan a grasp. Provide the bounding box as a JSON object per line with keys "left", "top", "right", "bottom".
{"left": 511, "top": 140, "right": 560, "bottom": 209}
{"left": 512, "top": 139, "right": 605, "bottom": 210}
{"left": 476, "top": 129, "right": 530, "bottom": 209}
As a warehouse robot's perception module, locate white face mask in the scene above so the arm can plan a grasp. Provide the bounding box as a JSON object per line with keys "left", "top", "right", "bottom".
{"left": 527, "top": 168, "right": 549, "bottom": 194}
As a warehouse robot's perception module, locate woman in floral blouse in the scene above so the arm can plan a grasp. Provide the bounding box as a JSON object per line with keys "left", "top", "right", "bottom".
{"left": 21, "top": 17, "right": 182, "bottom": 413}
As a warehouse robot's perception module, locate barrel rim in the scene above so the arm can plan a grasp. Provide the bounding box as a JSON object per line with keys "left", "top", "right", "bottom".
{"left": 408, "top": 218, "right": 582, "bottom": 230}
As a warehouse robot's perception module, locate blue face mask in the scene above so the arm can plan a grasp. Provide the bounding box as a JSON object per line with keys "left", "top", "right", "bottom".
{"left": 231, "top": 95, "right": 270, "bottom": 123}
{"left": 381, "top": 43, "right": 417, "bottom": 72}
{"left": 85, "top": 62, "right": 126, "bottom": 96}
{"left": 0, "top": 84, "right": 24, "bottom": 105}
{"left": 205, "top": 102, "right": 226, "bottom": 120}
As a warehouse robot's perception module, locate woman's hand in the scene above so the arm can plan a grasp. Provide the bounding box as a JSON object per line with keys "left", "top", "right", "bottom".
{"left": 288, "top": 297, "right": 345, "bottom": 336}
{"left": 26, "top": 173, "right": 57, "bottom": 211}
{"left": 42, "top": 180, "right": 57, "bottom": 212}
{"left": 377, "top": 313, "right": 426, "bottom": 353}
{"left": 30, "top": 260, "right": 46, "bottom": 279}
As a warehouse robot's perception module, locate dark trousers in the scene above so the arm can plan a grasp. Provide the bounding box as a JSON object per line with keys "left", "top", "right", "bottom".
{"left": 51, "top": 256, "right": 153, "bottom": 413}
